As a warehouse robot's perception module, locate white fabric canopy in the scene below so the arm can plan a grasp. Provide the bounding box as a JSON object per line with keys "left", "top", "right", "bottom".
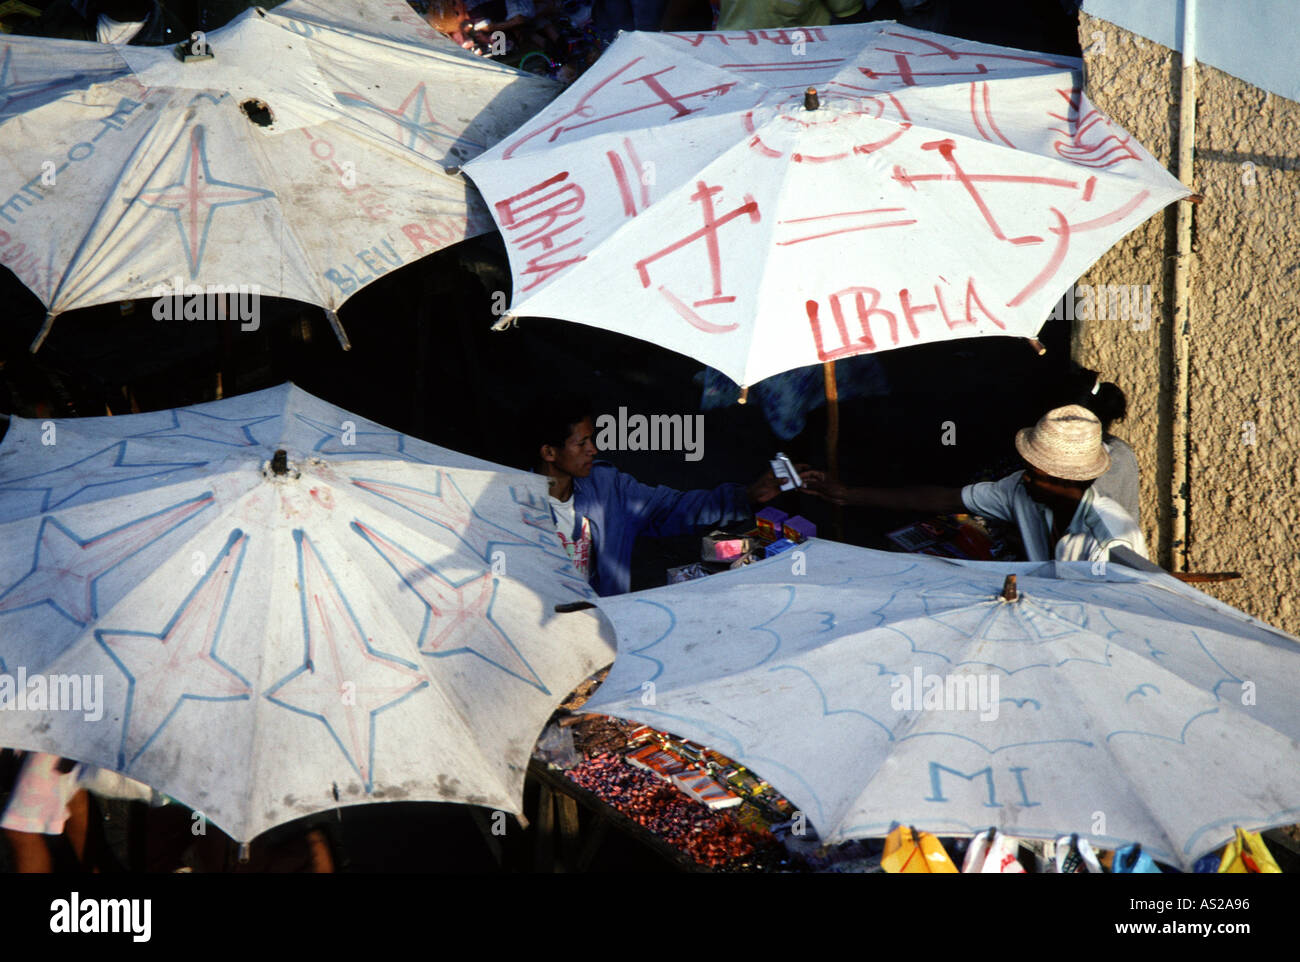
{"left": 0, "top": 0, "right": 558, "bottom": 346}
{"left": 467, "top": 24, "right": 1188, "bottom": 385}
{"left": 0, "top": 383, "right": 613, "bottom": 841}
{"left": 584, "top": 540, "right": 1300, "bottom": 869}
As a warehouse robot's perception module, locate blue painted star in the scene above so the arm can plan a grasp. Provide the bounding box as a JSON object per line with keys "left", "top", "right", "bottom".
{"left": 350, "top": 471, "right": 535, "bottom": 564}
{"left": 334, "top": 82, "right": 485, "bottom": 158}
{"left": 97, "top": 529, "right": 254, "bottom": 770}
{"left": 0, "top": 441, "right": 208, "bottom": 515}
{"left": 129, "top": 409, "right": 278, "bottom": 448}
{"left": 0, "top": 492, "right": 214, "bottom": 626}
{"left": 133, "top": 125, "right": 275, "bottom": 277}
{"left": 292, "top": 413, "right": 428, "bottom": 462}
{"left": 351, "top": 520, "right": 549, "bottom": 693}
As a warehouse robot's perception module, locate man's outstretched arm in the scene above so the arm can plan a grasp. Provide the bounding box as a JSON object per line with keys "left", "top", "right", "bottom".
{"left": 802, "top": 473, "right": 966, "bottom": 515}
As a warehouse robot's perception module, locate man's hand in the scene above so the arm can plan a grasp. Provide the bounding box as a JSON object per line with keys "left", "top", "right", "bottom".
{"left": 747, "top": 463, "right": 814, "bottom": 504}
{"left": 801, "top": 471, "right": 854, "bottom": 505}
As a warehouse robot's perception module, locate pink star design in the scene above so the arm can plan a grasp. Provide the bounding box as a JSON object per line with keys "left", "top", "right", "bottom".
{"left": 334, "top": 82, "right": 484, "bottom": 158}
{"left": 352, "top": 521, "right": 547, "bottom": 692}
{"left": 97, "top": 530, "right": 254, "bottom": 770}
{"left": 266, "top": 531, "right": 427, "bottom": 790}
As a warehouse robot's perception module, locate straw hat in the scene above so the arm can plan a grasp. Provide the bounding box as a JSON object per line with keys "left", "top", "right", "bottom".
{"left": 1015, "top": 405, "right": 1110, "bottom": 481}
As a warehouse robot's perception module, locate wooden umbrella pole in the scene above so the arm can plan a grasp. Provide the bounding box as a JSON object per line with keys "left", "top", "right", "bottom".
{"left": 823, "top": 361, "right": 840, "bottom": 479}
{"left": 823, "top": 360, "right": 843, "bottom": 540}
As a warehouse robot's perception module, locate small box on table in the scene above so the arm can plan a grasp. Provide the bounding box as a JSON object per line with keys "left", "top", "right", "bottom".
{"left": 701, "top": 529, "right": 752, "bottom": 561}
{"left": 783, "top": 515, "right": 816, "bottom": 543}
{"left": 765, "top": 538, "right": 797, "bottom": 557}
{"left": 755, "top": 507, "right": 788, "bottom": 542}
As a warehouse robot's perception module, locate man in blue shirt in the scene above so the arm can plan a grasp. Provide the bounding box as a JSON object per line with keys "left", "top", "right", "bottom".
{"left": 531, "top": 397, "right": 783, "bottom": 595}
{"left": 803, "top": 405, "right": 1146, "bottom": 564}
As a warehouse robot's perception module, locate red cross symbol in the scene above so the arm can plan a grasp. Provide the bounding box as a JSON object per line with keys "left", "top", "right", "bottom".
{"left": 633, "top": 180, "right": 760, "bottom": 334}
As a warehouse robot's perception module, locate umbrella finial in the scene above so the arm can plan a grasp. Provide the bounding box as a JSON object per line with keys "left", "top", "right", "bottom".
{"left": 1001, "top": 574, "right": 1018, "bottom": 602}
{"left": 804, "top": 87, "right": 819, "bottom": 111}
{"left": 271, "top": 449, "right": 289, "bottom": 476}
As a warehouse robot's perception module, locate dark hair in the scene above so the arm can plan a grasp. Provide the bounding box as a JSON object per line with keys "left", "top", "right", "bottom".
{"left": 1063, "top": 367, "right": 1127, "bottom": 434}
{"left": 522, "top": 393, "right": 592, "bottom": 465}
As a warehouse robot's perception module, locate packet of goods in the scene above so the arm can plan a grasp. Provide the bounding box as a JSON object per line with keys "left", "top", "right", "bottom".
{"left": 782, "top": 516, "right": 816, "bottom": 543}
{"left": 701, "top": 530, "right": 752, "bottom": 561}
{"left": 670, "top": 739, "right": 704, "bottom": 762}
{"left": 765, "top": 538, "right": 797, "bottom": 556}
{"left": 626, "top": 744, "right": 688, "bottom": 778}
{"left": 755, "top": 507, "right": 788, "bottom": 542}
{"left": 626, "top": 725, "right": 661, "bottom": 748}
{"left": 672, "top": 770, "right": 743, "bottom": 810}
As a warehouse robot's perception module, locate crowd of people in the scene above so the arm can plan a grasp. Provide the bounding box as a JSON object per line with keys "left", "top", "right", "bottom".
{"left": 0, "top": 0, "right": 970, "bottom": 84}
{"left": 420, "top": 0, "right": 963, "bottom": 83}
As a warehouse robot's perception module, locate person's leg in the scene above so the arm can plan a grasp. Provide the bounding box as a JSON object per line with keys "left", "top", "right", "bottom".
{"left": 0, "top": 753, "right": 79, "bottom": 872}
{"left": 306, "top": 827, "right": 335, "bottom": 873}
{"left": 3, "top": 828, "right": 53, "bottom": 872}
{"left": 64, "top": 789, "right": 90, "bottom": 865}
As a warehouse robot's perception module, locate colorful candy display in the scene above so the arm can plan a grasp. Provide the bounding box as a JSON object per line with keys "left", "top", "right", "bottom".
{"left": 567, "top": 753, "right": 783, "bottom": 870}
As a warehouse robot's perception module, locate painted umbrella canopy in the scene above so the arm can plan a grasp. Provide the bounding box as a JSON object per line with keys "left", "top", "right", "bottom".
{"left": 0, "top": 0, "right": 558, "bottom": 348}
{"left": 582, "top": 539, "right": 1300, "bottom": 870}
{"left": 0, "top": 383, "right": 612, "bottom": 842}
{"left": 465, "top": 23, "right": 1188, "bottom": 387}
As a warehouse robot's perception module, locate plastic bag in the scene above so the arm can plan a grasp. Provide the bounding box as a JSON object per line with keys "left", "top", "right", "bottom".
{"left": 1112, "top": 843, "right": 1161, "bottom": 873}
{"left": 1054, "top": 834, "right": 1103, "bottom": 873}
{"left": 1193, "top": 853, "right": 1222, "bottom": 873}
{"left": 532, "top": 721, "right": 581, "bottom": 769}
{"left": 1218, "top": 827, "right": 1281, "bottom": 873}
{"left": 883, "top": 824, "right": 958, "bottom": 873}
{"left": 960, "top": 828, "right": 1025, "bottom": 873}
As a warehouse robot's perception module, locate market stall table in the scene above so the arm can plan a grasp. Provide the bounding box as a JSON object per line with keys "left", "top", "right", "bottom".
{"left": 527, "top": 708, "right": 883, "bottom": 873}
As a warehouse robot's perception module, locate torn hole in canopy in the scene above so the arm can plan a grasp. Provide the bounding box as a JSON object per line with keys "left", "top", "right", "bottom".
{"left": 241, "top": 99, "right": 274, "bottom": 127}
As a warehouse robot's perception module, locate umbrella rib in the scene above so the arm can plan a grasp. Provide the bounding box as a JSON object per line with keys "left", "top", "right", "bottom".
{"left": 323, "top": 476, "right": 547, "bottom": 767}
{"left": 43, "top": 74, "right": 174, "bottom": 313}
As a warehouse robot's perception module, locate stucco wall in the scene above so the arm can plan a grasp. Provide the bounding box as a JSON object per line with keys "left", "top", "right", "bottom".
{"left": 1075, "top": 12, "right": 1300, "bottom": 632}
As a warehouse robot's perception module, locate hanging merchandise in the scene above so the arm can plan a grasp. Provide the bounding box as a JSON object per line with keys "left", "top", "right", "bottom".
{"left": 1112, "top": 843, "right": 1162, "bottom": 873}
{"left": 1218, "top": 827, "right": 1282, "bottom": 874}
{"left": 962, "top": 828, "right": 994, "bottom": 873}
{"left": 1053, "top": 834, "right": 1104, "bottom": 873}
{"left": 882, "top": 824, "right": 958, "bottom": 873}
{"left": 973, "top": 830, "right": 1027, "bottom": 874}
{"left": 961, "top": 828, "right": 1027, "bottom": 873}
{"left": 1194, "top": 853, "right": 1224, "bottom": 873}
